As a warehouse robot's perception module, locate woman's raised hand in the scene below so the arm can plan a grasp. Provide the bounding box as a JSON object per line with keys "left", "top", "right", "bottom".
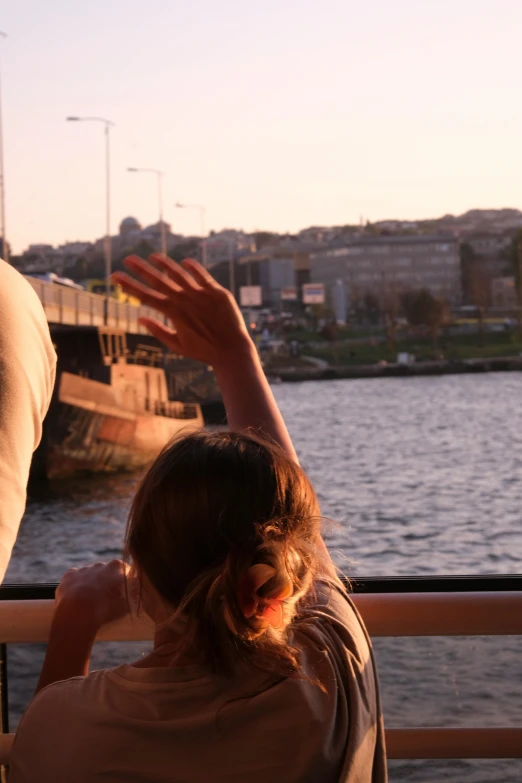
{"left": 112, "top": 255, "right": 253, "bottom": 367}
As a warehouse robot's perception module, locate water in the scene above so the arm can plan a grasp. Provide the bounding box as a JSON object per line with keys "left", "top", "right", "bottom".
{"left": 5, "top": 373, "right": 522, "bottom": 781}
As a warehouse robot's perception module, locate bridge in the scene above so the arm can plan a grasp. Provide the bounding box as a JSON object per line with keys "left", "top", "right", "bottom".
{"left": 25, "top": 276, "right": 163, "bottom": 334}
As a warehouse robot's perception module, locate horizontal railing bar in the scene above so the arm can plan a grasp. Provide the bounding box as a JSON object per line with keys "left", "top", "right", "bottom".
{"left": 0, "top": 592, "right": 521, "bottom": 643}
{"left": 2, "top": 574, "right": 522, "bottom": 602}
{"left": 350, "top": 574, "right": 522, "bottom": 593}
{"left": 386, "top": 727, "right": 522, "bottom": 759}
{"left": 0, "top": 727, "right": 521, "bottom": 764}
{"left": 0, "top": 600, "right": 153, "bottom": 643}
{"left": 355, "top": 592, "right": 522, "bottom": 636}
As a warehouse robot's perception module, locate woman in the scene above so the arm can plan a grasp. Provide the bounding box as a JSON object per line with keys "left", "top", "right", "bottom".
{"left": 9, "top": 255, "right": 386, "bottom": 782}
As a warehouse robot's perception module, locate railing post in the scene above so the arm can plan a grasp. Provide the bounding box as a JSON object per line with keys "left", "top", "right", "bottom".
{"left": 0, "top": 644, "right": 8, "bottom": 735}
{"left": 0, "top": 642, "right": 8, "bottom": 783}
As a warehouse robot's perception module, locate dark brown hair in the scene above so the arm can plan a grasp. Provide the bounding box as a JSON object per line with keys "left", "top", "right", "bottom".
{"left": 125, "top": 430, "right": 322, "bottom": 678}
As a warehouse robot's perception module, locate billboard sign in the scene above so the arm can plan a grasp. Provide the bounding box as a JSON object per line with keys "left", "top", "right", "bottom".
{"left": 280, "top": 287, "right": 298, "bottom": 301}
{"left": 302, "top": 283, "right": 325, "bottom": 304}
{"left": 239, "top": 285, "right": 262, "bottom": 307}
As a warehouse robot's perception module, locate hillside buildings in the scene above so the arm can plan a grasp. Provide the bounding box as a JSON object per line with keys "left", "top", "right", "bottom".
{"left": 310, "top": 236, "right": 462, "bottom": 306}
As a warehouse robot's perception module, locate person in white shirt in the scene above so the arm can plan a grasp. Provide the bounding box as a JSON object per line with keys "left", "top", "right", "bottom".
{"left": 9, "top": 255, "right": 387, "bottom": 783}
{"left": 0, "top": 260, "right": 56, "bottom": 582}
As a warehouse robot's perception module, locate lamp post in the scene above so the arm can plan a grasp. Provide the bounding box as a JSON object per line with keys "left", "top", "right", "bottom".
{"left": 0, "top": 32, "right": 8, "bottom": 263}
{"left": 175, "top": 202, "right": 206, "bottom": 267}
{"left": 127, "top": 168, "right": 166, "bottom": 255}
{"left": 66, "top": 116, "right": 114, "bottom": 303}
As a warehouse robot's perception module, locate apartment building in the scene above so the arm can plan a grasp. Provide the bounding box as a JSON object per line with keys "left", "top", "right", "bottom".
{"left": 310, "top": 235, "right": 461, "bottom": 306}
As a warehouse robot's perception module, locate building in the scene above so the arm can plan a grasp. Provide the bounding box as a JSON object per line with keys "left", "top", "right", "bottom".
{"left": 205, "top": 230, "right": 255, "bottom": 266}
{"left": 236, "top": 254, "right": 295, "bottom": 307}
{"left": 93, "top": 216, "right": 184, "bottom": 256}
{"left": 209, "top": 252, "right": 295, "bottom": 307}
{"left": 16, "top": 244, "right": 67, "bottom": 274}
{"left": 464, "top": 233, "right": 512, "bottom": 279}
{"left": 310, "top": 235, "right": 462, "bottom": 309}
{"left": 491, "top": 277, "right": 517, "bottom": 308}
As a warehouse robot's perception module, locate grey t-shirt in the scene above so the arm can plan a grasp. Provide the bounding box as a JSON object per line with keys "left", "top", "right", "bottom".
{"left": 9, "top": 578, "right": 387, "bottom": 782}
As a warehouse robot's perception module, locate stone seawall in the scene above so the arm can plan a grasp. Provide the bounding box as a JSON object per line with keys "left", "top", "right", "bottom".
{"left": 273, "top": 356, "right": 522, "bottom": 383}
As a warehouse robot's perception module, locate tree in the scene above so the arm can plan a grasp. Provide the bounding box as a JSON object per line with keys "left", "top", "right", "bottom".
{"left": 460, "top": 242, "right": 477, "bottom": 304}
{"left": 468, "top": 266, "right": 491, "bottom": 346}
{"left": 502, "top": 229, "right": 522, "bottom": 303}
{"left": 253, "top": 232, "right": 277, "bottom": 250}
{"left": 320, "top": 321, "right": 340, "bottom": 363}
{"left": 363, "top": 292, "right": 380, "bottom": 325}
{"left": 0, "top": 239, "right": 11, "bottom": 260}
{"left": 381, "top": 288, "right": 400, "bottom": 353}
{"left": 401, "top": 289, "right": 446, "bottom": 348}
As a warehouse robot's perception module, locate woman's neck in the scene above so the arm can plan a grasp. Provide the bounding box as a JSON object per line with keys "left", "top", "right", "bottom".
{"left": 133, "top": 615, "right": 199, "bottom": 669}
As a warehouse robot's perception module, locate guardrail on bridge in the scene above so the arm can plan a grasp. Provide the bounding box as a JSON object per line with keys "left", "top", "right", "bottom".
{"left": 24, "top": 276, "right": 163, "bottom": 334}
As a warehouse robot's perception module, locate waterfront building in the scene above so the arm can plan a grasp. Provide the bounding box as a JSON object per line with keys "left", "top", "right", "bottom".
{"left": 464, "top": 232, "right": 513, "bottom": 281}
{"left": 209, "top": 252, "right": 296, "bottom": 307}
{"left": 491, "top": 276, "right": 518, "bottom": 308}
{"left": 310, "top": 235, "right": 462, "bottom": 309}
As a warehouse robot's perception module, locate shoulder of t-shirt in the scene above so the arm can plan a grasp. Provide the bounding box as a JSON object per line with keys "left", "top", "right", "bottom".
{"left": 299, "top": 574, "right": 355, "bottom": 618}
{"left": 15, "top": 671, "right": 107, "bottom": 732}
{"left": 293, "top": 576, "right": 372, "bottom": 663}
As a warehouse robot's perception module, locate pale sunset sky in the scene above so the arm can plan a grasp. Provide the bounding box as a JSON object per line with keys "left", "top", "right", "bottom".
{"left": 2, "top": 0, "right": 522, "bottom": 252}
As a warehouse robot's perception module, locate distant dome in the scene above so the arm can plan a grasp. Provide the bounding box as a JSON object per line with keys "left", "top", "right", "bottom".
{"left": 119, "top": 216, "right": 142, "bottom": 234}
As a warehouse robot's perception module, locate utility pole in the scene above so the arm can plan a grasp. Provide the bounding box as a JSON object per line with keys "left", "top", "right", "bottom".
{"left": 517, "top": 236, "right": 522, "bottom": 340}
{"left": 228, "top": 239, "right": 235, "bottom": 299}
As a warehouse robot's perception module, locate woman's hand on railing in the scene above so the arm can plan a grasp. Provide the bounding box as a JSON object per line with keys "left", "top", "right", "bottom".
{"left": 55, "top": 560, "right": 133, "bottom": 629}
{"left": 112, "top": 255, "right": 254, "bottom": 368}
{"left": 36, "top": 560, "right": 135, "bottom": 693}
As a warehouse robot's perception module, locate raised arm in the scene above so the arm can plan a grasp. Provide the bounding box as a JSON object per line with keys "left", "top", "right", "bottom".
{"left": 115, "top": 255, "right": 336, "bottom": 580}
{"left": 113, "top": 255, "right": 297, "bottom": 462}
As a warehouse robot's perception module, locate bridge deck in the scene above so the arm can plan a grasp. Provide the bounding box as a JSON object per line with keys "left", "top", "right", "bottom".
{"left": 25, "top": 276, "right": 163, "bottom": 334}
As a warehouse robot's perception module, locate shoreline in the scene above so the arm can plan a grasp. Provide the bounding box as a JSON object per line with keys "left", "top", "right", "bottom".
{"left": 270, "top": 356, "right": 522, "bottom": 383}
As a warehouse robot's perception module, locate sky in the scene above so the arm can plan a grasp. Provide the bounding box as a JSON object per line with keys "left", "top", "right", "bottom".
{"left": 2, "top": 0, "right": 522, "bottom": 253}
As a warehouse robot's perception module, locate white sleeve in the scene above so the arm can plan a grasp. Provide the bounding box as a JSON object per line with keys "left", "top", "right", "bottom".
{"left": 0, "top": 261, "right": 56, "bottom": 581}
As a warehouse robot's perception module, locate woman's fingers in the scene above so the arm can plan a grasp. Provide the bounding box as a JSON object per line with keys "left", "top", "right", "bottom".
{"left": 181, "top": 258, "right": 219, "bottom": 288}
{"left": 138, "top": 317, "right": 183, "bottom": 353}
{"left": 149, "top": 254, "right": 201, "bottom": 291}
{"left": 111, "top": 272, "right": 167, "bottom": 310}
{"left": 124, "top": 255, "right": 183, "bottom": 298}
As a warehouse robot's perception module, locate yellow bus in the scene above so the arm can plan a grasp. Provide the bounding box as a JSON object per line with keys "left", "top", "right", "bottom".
{"left": 84, "top": 279, "right": 141, "bottom": 306}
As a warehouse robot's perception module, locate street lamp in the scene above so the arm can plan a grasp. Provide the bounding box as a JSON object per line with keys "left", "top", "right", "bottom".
{"left": 175, "top": 202, "right": 207, "bottom": 267}
{"left": 0, "top": 32, "right": 8, "bottom": 263}
{"left": 127, "top": 168, "right": 166, "bottom": 255}
{"left": 66, "top": 116, "right": 115, "bottom": 301}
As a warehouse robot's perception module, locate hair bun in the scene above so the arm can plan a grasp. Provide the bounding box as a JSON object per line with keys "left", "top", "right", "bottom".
{"left": 224, "top": 562, "right": 294, "bottom": 636}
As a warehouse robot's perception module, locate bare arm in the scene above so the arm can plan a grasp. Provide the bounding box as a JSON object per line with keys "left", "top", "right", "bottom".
{"left": 36, "top": 560, "right": 130, "bottom": 693}
{"left": 36, "top": 603, "right": 97, "bottom": 692}
{"left": 113, "top": 255, "right": 297, "bottom": 461}
{"left": 115, "top": 256, "right": 335, "bottom": 575}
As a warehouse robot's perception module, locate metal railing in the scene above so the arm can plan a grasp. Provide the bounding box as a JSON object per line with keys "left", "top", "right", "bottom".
{"left": 0, "top": 576, "right": 520, "bottom": 764}
{"left": 24, "top": 276, "right": 163, "bottom": 334}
